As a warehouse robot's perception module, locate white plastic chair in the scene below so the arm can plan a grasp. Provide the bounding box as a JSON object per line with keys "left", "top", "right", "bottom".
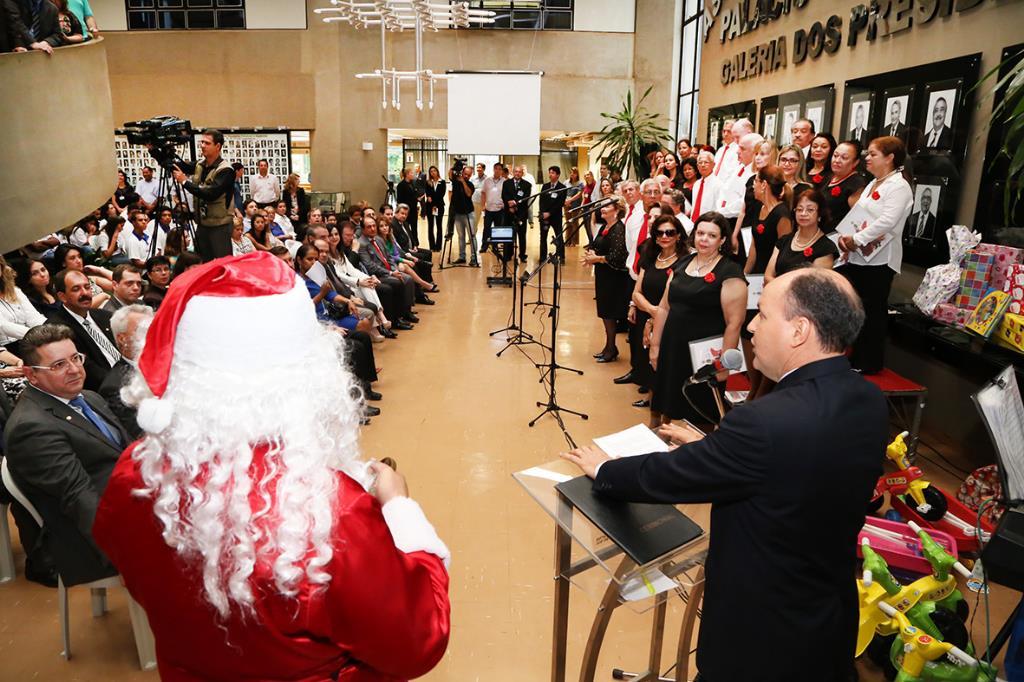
{"left": 1, "top": 458, "right": 156, "bottom": 671}
{"left": 0, "top": 499, "right": 14, "bottom": 583}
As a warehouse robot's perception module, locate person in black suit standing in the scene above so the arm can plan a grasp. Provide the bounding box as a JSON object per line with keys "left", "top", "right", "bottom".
{"left": 907, "top": 187, "right": 937, "bottom": 242}
{"left": 923, "top": 97, "right": 953, "bottom": 150}
{"left": 538, "top": 165, "right": 568, "bottom": 263}
{"left": 560, "top": 268, "right": 887, "bottom": 682}
{"left": 501, "top": 166, "right": 532, "bottom": 262}
{"left": 4, "top": 324, "right": 127, "bottom": 586}
{"left": 47, "top": 270, "right": 120, "bottom": 392}
{"left": 396, "top": 168, "right": 422, "bottom": 248}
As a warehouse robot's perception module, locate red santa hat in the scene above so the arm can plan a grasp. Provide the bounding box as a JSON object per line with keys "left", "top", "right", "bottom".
{"left": 135, "top": 251, "right": 317, "bottom": 433}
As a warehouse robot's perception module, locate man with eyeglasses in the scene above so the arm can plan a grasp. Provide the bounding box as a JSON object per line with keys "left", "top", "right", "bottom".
{"left": 3, "top": 324, "right": 127, "bottom": 587}
{"left": 46, "top": 269, "right": 120, "bottom": 391}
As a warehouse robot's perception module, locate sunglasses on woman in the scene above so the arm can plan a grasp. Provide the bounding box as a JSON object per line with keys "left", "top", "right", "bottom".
{"left": 655, "top": 229, "right": 678, "bottom": 238}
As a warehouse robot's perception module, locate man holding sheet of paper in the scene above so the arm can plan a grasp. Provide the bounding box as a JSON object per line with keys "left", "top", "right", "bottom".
{"left": 560, "top": 269, "right": 888, "bottom": 682}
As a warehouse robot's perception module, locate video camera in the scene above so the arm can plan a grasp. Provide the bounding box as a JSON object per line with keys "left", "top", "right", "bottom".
{"left": 450, "top": 156, "right": 468, "bottom": 178}
{"left": 122, "top": 116, "right": 193, "bottom": 169}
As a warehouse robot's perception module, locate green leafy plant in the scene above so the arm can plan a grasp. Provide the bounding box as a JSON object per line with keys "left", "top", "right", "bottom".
{"left": 976, "top": 48, "right": 1024, "bottom": 219}
{"left": 592, "top": 86, "right": 674, "bottom": 180}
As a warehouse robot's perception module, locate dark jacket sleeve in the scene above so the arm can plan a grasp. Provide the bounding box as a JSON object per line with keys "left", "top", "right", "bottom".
{"left": 358, "top": 242, "right": 390, "bottom": 278}
{"left": 98, "top": 367, "right": 141, "bottom": 441}
{"left": 3, "top": 0, "right": 32, "bottom": 49}
{"left": 593, "top": 403, "right": 770, "bottom": 504}
{"left": 37, "top": 2, "right": 63, "bottom": 47}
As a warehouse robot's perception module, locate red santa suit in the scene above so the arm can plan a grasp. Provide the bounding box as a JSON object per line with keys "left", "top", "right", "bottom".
{"left": 91, "top": 253, "right": 451, "bottom": 681}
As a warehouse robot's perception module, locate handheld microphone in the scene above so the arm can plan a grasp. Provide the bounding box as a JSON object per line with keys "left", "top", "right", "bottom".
{"left": 689, "top": 348, "right": 744, "bottom": 384}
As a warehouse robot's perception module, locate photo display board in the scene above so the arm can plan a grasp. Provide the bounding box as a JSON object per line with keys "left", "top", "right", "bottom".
{"left": 706, "top": 100, "right": 755, "bottom": 148}
{"left": 842, "top": 53, "right": 981, "bottom": 267}
{"left": 113, "top": 134, "right": 194, "bottom": 186}
{"left": 195, "top": 131, "right": 292, "bottom": 199}
{"left": 758, "top": 84, "right": 836, "bottom": 149}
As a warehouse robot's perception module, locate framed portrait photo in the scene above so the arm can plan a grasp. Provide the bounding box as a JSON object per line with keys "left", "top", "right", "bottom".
{"left": 804, "top": 99, "right": 826, "bottom": 137}
{"left": 842, "top": 90, "right": 873, "bottom": 148}
{"left": 879, "top": 84, "right": 914, "bottom": 143}
{"left": 781, "top": 104, "right": 801, "bottom": 145}
{"left": 921, "top": 79, "right": 962, "bottom": 152}
{"left": 905, "top": 182, "right": 942, "bottom": 244}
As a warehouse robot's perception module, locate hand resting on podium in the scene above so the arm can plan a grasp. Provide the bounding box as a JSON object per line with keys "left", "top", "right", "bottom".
{"left": 560, "top": 423, "right": 705, "bottom": 478}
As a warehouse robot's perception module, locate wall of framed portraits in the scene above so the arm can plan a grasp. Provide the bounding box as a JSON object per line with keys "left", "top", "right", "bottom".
{"left": 695, "top": 1, "right": 1024, "bottom": 234}
{"left": 706, "top": 100, "right": 755, "bottom": 148}
{"left": 757, "top": 84, "right": 835, "bottom": 149}
{"left": 840, "top": 54, "right": 981, "bottom": 267}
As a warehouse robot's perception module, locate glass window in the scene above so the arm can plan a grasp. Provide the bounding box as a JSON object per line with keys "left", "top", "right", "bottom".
{"left": 675, "top": 1, "right": 702, "bottom": 142}
{"left": 126, "top": 0, "right": 245, "bottom": 30}
{"left": 458, "top": 1, "right": 573, "bottom": 30}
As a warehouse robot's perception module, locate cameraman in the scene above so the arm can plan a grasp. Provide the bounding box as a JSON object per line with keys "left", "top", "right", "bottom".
{"left": 449, "top": 164, "right": 478, "bottom": 267}
{"left": 170, "top": 129, "right": 235, "bottom": 262}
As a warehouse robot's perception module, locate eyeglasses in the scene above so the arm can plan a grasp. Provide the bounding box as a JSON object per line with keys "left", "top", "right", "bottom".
{"left": 655, "top": 229, "right": 678, "bottom": 238}
{"left": 30, "top": 353, "right": 85, "bottom": 373}
{"left": 779, "top": 157, "right": 800, "bottom": 164}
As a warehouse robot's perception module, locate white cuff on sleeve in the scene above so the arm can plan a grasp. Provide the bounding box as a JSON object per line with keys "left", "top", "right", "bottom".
{"left": 381, "top": 496, "right": 451, "bottom": 570}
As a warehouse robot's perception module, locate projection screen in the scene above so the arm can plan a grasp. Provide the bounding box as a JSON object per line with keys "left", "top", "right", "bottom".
{"left": 447, "top": 72, "right": 541, "bottom": 155}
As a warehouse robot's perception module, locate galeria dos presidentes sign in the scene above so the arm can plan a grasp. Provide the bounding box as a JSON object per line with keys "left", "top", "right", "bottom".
{"left": 710, "top": 0, "right": 993, "bottom": 85}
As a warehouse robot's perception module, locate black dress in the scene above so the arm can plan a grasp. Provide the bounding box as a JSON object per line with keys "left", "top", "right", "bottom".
{"left": 808, "top": 167, "right": 832, "bottom": 192}
{"left": 735, "top": 176, "right": 760, "bottom": 264}
{"left": 823, "top": 173, "right": 867, "bottom": 233}
{"left": 789, "top": 181, "right": 812, "bottom": 205}
{"left": 774, "top": 233, "right": 840, "bottom": 276}
{"left": 651, "top": 254, "right": 746, "bottom": 422}
{"left": 633, "top": 259, "right": 675, "bottom": 389}
{"left": 592, "top": 220, "right": 631, "bottom": 320}
{"left": 750, "top": 203, "right": 791, "bottom": 274}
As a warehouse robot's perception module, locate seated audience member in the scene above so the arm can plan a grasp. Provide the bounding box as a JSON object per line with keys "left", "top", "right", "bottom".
{"left": 295, "top": 245, "right": 362, "bottom": 332}
{"left": 232, "top": 216, "right": 256, "bottom": 255}
{"left": 560, "top": 268, "right": 885, "bottom": 682}
{"left": 101, "top": 264, "right": 145, "bottom": 312}
{"left": 68, "top": 217, "right": 96, "bottom": 248}
{"left": 53, "top": 243, "right": 113, "bottom": 307}
{"left": 91, "top": 216, "right": 127, "bottom": 263}
{"left": 337, "top": 221, "right": 416, "bottom": 329}
{"left": 389, "top": 203, "right": 434, "bottom": 282}
{"left": 0, "top": 255, "right": 47, "bottom": 351}
{"left": 143, "top": 256, "right": 172, "bottom": 310}
{"left": 379, "top": 220, "right": 436, "bottom": 293}
{"left": 163, "top": 227, "right": 191, "bottom": 266}
{"left": 355, "top": 220, "right": 420, "bottom": 316}
{"left": 47, "top": 270, "right": 120, "bottom": 391}
{"left": 241, "top": 198, "right": 259, "bottom": 232}
{"left": 328, "top": 223, "right": 399, "bottom": 335}
{"left": 246, "top": 210, "right": 281, "bottom": 252}
{"left": 272, "top": 200, "right": 296, "bottom": 239}
{"left": 4, "top": 324, "right": 127, "bottom": 586}
{"left": 99, "top": 304, "right": 152, "bottom": 441}
{"left": 361, "top": 216, "right": 436, "bottom": 305}
{"left": 16, "top": 259, "right": 61, "bottom": 315}
{"left": 0, "top": 347, "right": 27, "bottom": 400}
{"left": 146, "top": 206, "right": 176, "bottom": 253}
{"left": 172, "top": 252, "right": 203, "bottom": 280}
{"left": 123, "top": 210, "right": 156, "bottom": 267}
{"left": 313, "top": 239, "right": 382, "bottom": 343}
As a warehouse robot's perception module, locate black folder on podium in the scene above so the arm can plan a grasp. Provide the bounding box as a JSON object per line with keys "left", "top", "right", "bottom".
{"left": 555, "top": 475, "right": 704, "bottom": 566}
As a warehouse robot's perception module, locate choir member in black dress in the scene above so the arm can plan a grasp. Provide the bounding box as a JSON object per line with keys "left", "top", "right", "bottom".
{"left": 742, "top": 165, "right": 792, "bottom": 400}
{"left": 630, "top": 215, "right": 688, "bottom": 416}
{"left": 423, "top": 166, "right": 446, "bottom": 252}
{"left": 778, "top": 144, "right": 812, "bottom": 205}
{"left": 679, "top": 157, "right": 699, "bottom": 206}
{"left": 823, "top": 141, "right": 867, "bottom": 232}
{"left": 766, "top": 189, "right": 839, "bottom": 281}
{"left": 583, "top": 197, "right": 631, "bottom": 362}
{"left": 662, "top": 152, "right": 684, "bottom": 190}
{"left": 731, "top": 139, "right": 777, "bottom": 258}
{"left": 649, "top": 212, "right": 747, "bottom": 427}
{"left": 807, "top": 133, "right": 837, "bottom": 190}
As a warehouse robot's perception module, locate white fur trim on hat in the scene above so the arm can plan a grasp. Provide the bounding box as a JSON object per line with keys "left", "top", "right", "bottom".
{"left": 136, "top": 396, "right": 174, "bottom": 433}
{"left": 381, "top": 497, "right": 451, "bottom": 570}
{"left": 172, "top": 280, "right": 318, "bottom": 372}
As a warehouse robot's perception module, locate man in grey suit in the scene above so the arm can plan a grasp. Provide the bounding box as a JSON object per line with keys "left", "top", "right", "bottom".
{"left": 4, "top": 324, "right": 127, "bottom": 586}
{"left": 358, "top": 216, "right": 419, "bottom": 312}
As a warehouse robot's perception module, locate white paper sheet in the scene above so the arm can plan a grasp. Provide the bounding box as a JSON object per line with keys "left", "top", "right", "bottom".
{"left": 746, "top": 274, "right": 764, "bottom": 310}
{"left": 974, "top": 366, "right": 1024, "bottom": 502}
{"left": 741, "top": 226, "right": 753, "bottom": 255}
{"left": 833, "top": 204, "right": 893, "bottom": 264}
{"left": 592, "top": 424, "right": 670, "bottom": 460}
{"left": 620, "top": 568, "right": 679, "bottom": 601}
{"left": 517, "top": 466, "right": 573, "bottom": 484}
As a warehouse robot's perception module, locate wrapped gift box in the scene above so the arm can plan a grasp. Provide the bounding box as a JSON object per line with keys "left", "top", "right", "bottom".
{"left": 1002, "top": 263, "right": 1024, "bottom": 314}
{"left": 955, "top": 250, "right": 995, "bottom": 309}
{"left": 976, "top": 243, "right": 1024, "bottom": 292}
{"left": 996, "top": 312, "right": 1024, "bottom": 352}
{"left": 932, "top": 302, "right": 971, "bottom": 328}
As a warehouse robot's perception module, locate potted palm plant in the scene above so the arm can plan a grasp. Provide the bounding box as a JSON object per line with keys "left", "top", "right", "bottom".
{"left": 592, "top": 86, "right": 674, "bottom": 181}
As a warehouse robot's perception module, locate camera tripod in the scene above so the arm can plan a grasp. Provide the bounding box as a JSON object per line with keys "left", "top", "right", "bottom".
{"left": 490, "top": 218, "right": 540, "bottom": 352}
{"left": 440, "top": 210, "right": 476, "bottom": 270}
{"left": 148, "top": 160, "right": 197, "bottom": 259}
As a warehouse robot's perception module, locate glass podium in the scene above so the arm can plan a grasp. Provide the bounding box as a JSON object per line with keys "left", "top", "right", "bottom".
{"left": 513, "top": 458, "right": 711, "bottom": 682}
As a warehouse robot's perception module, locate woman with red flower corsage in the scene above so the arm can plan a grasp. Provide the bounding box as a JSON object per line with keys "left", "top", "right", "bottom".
{"left": 731, "top": 138, "right": 777, "bottom": 259}
{"left": 649, "top": 212, "right": 747, "bottom": 428}
{"left": 741, "top": 166, "right": 793, "bottom": 399}
{"left": 836, "top": 136, "right": 914, "bottom": 374}
{"left": 767, "top": 189, "right": 839, "bottom": 283}
{"left": 823, "top": 141, "right": 868, "bottom": 231}
{"left": 806, "top": 133, "right": 836, "bottom": 191}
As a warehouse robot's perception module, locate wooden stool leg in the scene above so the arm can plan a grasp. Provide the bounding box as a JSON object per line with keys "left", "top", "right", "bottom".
{"left": 675, "top": 567, "right": 705, "bottom": 682}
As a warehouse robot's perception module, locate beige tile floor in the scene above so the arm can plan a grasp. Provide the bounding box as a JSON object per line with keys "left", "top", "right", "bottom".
{"left": 0, "top": 240, "right": 1019, "bottom": 680}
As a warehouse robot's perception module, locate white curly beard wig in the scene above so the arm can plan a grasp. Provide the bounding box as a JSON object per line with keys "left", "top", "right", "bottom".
{"left": 121, "top": 282, "right": 370, "bottom": 618}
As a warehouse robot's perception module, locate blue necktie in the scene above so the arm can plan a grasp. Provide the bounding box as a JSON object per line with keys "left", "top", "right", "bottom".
{"left": 70, "top": 396, "right": 121, "bottom": 447}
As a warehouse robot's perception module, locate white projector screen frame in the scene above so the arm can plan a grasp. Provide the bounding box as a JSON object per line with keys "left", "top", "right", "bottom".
{"left": 447, "top": 72, "right": 541, "bottom": 155}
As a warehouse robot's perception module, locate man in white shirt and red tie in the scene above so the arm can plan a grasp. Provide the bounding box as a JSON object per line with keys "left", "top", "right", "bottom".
{"left": 712, "top": 120, "right": 734, "bottom": 172}
{"left": 713, "top": 118, "right": 753, "bottom": 178}
{"left": 718, "top": 133, "right": 764, "bottom": 258}
{"left": 689, "top": 150, "right": 719, "bottom": 221}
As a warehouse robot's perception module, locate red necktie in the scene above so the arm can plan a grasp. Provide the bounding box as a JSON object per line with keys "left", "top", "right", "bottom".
{"left": 625, "top": 204, "right": 635, "bottom": 222}
{"left": 692, "top": 179, "right": 705, "bottom": 219}
{"left": 372, "top": 241, "right": 392, "bottom": 271}
{"left": 632, "top": 213, "right": 649, "bottom": 274}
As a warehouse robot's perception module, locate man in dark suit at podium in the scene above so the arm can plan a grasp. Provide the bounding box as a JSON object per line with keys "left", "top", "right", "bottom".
{"left": 501, "top": 166, "right": 532, "bottom": 262}
{"left": 561, "top": 268, "right": 887, "bottom": 682}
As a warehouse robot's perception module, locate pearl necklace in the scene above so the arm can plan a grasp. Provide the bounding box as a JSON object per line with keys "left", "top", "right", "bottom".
{"left": 656, "top": 251, "right": 677, "bottom": 264}
{"left": 793, "top": 229, "right": 821, "bottom": 249}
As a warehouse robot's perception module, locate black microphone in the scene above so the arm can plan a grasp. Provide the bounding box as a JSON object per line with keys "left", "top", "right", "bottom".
{"left": 689, "top": 348, "right": 744, "bottom": 384}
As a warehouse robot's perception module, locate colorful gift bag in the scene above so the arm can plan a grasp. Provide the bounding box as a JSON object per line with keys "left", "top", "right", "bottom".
{"left": 975, "top": 243, "right": 1024, "bottom": 293}
{"left": 913, "top": 226, "right": 981, "bottom": 314}
{"left": 1003, "top": 263, "right": 1024, "bottom": 314}
{"left": 955, "top": 250, "right": 995, "bottom": 310}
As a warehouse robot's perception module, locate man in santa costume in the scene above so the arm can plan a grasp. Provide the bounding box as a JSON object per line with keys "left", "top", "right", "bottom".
{"left": 93, "top": 252, "right": 450, "bottom": 681}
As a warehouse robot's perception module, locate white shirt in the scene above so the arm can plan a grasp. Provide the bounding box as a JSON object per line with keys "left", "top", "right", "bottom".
{"left": 848, "top": 174, "right": 914, "bottom": 273}
{"left": 688, "top": 175, "right": 720, "bottom": 219}
{"left": 717, "top": 165, "right": 753, "bottom": 219}
{"left": 63, "top": 306, "right": 119, "bottom": 367}
{"left": 623, "top": 201, "right": 646, "bottom": 282}
{"left": 0, "top": 287, "right": 47, "bottom": 345}
{"left": 232, "top": 237, "right": 255, "bottom": 256}
{"left": 675, "top": 210, "right": 695, "bottom": 236}
{"left": 135, "top": 177, "right": 160, "bottom": 206}
{"left": 482, "top": 176, "right": 505, "bottom": 212}
{"left": 145, "top": 219, "right": 174, "bottom": 254}
{"left": 68, "top": 226, "right": 91, "bottom": 248}
{"left": 471, "top": 173, "right": 487, "bottom": 205}
{"left": 122, "top": 229, "right": 154, "bottom": 264}
{"left": 273, "top": 213, "right": 295, "bottom": 237}
{"left": 250, "top": 173, "right": 281, "bottom": 204}
{"left": 800, "top": 144, "right": 810, "bottom": 158}
{"left": 713, "top": 142, "right": 739, "bottom": 177}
